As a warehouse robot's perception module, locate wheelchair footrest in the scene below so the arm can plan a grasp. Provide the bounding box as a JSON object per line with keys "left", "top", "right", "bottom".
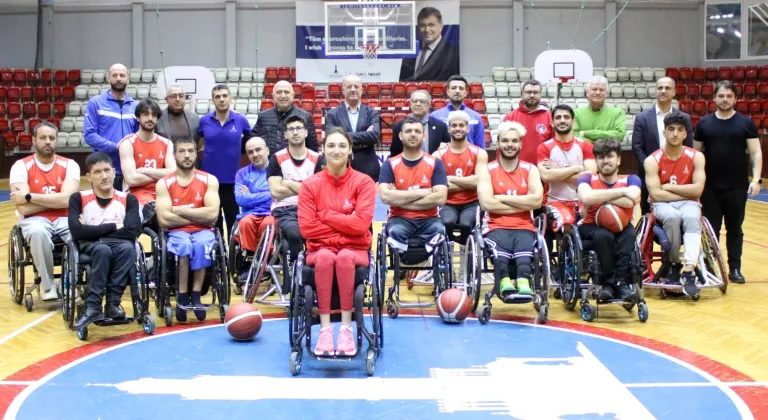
{"left": 177, "top": 304, "right": 211, "bottom": 311}
{"left": 499, "top": 293, "right": 534, "bottom": 304}
{"left": 93, "top": 317, "right": 136, "bottom": 327}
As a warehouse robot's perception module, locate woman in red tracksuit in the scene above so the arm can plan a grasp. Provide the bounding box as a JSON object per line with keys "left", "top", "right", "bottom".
{"left": 297, "top": 127, "right": 376, "bottom": 357}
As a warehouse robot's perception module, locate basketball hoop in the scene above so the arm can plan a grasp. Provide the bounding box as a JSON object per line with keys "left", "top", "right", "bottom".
{"left": 361, "top": 43, "right": 380, "bottom": 66}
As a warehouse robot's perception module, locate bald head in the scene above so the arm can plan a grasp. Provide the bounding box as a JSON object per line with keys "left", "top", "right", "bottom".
{"left": 656, "top": 76, "right": 676, "bottom": 105}
{"left": 107, "top": 63, "right": 128, "bottom": 95}
{"left": 109, "top": 63, "right": 128, "bottom": 77}
{"left": 342, "top": 75, "right": 362, "bottom": 105}
{"left": 245, "top": 137, "right": 269, "bottom": 169}
{"left": 273, "top": 80, "right": 294, "bottom": 111}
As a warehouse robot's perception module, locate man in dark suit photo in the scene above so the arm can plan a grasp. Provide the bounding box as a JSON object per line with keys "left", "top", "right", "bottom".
{"left": 390, "top": 89, "right": 450, "bottom": 157}
{"left": 631, "top": 76, "right": 693, "bottom": 214}
{"left": 324, "top": 75, "right": 381, "bottom": 182}
{"left": 398, "top": 6, "right": 460, "bottom": 82}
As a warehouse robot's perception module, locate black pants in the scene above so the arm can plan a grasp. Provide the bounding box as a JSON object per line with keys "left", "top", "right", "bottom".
{"left": 216, "top": 183, "right": 238, "bottom": 242}
{"left": 351, "top": 147, "right": 381, "bottom": 182}
{"left": 701, "top": 187, "right": 747, "bottom": 270}
{"left": 484, "top": 229, "right": 535, "bottom": 292}
{"left": 273, "top": 206, "right": 302, "bottom": 290}
{"left": 640, "top": 183, "right": 651, "bottom": 216}
{"left": 439, "top": 201, "right": 479, "bottom": 244}
{"left": 83, "top": 240, "right": 136, "bottom": 310}
{"left": 578, "top": 223, "right": 635, "bottom": 286}
{"left": 114, "top": 174, "right": 124, "bottom": 192}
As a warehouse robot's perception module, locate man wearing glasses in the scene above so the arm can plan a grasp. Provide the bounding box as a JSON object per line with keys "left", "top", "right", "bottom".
{"left": 252, "top": 80, "right": 318, "bottom": 157}
{"left": 156, "top": 84, "right": 200, "bottom": 144}
{"left": 389, "top": 90, "right": 450, "bottom": 157}
{"left": 503, "top": 80, "right": 552, "bottom": 164}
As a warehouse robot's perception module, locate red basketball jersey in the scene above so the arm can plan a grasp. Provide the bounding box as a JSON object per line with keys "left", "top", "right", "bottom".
{"left": 439, "top": 143, "right": 480, "bottom": 205}
{"left": 537, "top": 137, "right": 594, "bottom": 204}
{"left": 22, "top": 154, "right": 72, "bottom": 221}
{"left": 388, "top": 154, "right": 439, "bottom": 220}
{"left": 121, "top": 134, "right": 170, "bottom": 204}
{"left": 581, "top": 174, "right": 634, "bottom": 225}
{"left": 652, "top": 146, "right": 696, "bottom": 187}
{"left": 483, "top": 160, "right": 536, "bottom": 233}
{"left": 162, "top": 170, "right": 211, "bottom": 233}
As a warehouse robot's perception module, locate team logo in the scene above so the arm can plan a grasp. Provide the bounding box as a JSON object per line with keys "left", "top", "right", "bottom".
{"left": 421, "top": 175, "right": 429, "bottom": 184}
{"left": 196, "top": 191, "right": 202, "bottom": 201}
{"left": 536, "top": 124, "right": 547, "bottom": 134}
{"left": 174, "top": 198, "right": 179, "bottom": 203}
{"left": 343, "top": 199, "right": 353, "bottom": 210}
{"left": 467, "top": 160, "right": 472, "bottom": 166}
{"left": 399, "top": 179, "right": 404, "bottom": 184}
{"left": 683, "top": 166, "right": 689, "bottom": 175}
{"left": 521, "top": 178, "right": 527, "bottom": 187}
{"left": 138, "top": 153, "right": 143, "bottom": 158}
{"left": 57, "top": 176, "right": 62, "bottom": 185}
{"left": 159, "top": 151, "right": 164, "bottom": 159}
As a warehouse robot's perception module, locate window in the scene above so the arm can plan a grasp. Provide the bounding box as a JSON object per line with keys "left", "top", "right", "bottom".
{"left": 747, "top": 2, "right": 768, "bottom": 57}
{"left": 706, "top": 3, "right": 742, "bottom": 60}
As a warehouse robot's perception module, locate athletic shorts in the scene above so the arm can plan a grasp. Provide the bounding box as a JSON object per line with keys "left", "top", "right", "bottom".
{"left": 546, "top": 201, "right": 577, "bottom": 231}
{"left": 166, "top": 229, "right": 216, "bottom": 271}
{"left": 484, "top": 228, "right": 535, "bottom": 260}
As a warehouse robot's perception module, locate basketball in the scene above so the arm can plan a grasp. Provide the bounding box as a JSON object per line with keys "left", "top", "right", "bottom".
{"left": 224, "top": 303, "right": 263, "bottom": 341}
{"left": 595, "top": 204, "right": 631, "bottom": 233}
{"left": 437, "top": 289, "right": 471, "bottom": 323}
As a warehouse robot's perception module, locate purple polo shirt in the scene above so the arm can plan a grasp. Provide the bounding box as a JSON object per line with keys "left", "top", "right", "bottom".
{"left": 198, "top": 111, "right": 252, "bottom": 184}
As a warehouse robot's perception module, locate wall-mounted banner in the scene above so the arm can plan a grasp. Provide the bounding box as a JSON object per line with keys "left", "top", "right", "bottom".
{"left": 295, "top": 0, "right": 460, "bottom": 83}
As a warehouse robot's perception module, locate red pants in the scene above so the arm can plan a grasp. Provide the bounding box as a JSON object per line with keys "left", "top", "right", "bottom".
{"left": 235, "top": 215, "right": 275, "bottom": 252}
{"left": 306, "top": 248, "right": 369, "bottom": 315}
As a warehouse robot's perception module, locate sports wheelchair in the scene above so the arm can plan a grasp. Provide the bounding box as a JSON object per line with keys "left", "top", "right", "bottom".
{"left": 8, "top": 225, "right": 65, "bottom": 312}
{"left": 636, "top": 213, "right": 727, "bottom": 301}
{"left": 154, "top": 228, "right": 231, "bottom": 326}
{"left": 288, "top": 250, "right": 383, "bottom": 376}
{"left": 547, "top": 205, "right": 648, "bottom": 322}
{"left": 228, "top": 220, "right": 291, "bottom": 306}
{"left": 471, "top": 212, "right": 551, "bottom": 324}
{"left": 376, "top": 219, "right": 453, "bottom": 319}
{"left": 60, "top": 239, "right": 156, "bottom": 341}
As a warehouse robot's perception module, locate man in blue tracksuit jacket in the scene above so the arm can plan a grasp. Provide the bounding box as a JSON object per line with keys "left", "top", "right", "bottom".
{"left": 83, "top": 63, "right": 138, "bottom": 190}
{"left": 430, "top": 74, "right": 486, "bottom": 149}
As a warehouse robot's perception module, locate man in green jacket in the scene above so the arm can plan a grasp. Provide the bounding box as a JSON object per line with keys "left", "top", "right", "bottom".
{"left": 573, "top": 76, "right": 626, "bottom": 144}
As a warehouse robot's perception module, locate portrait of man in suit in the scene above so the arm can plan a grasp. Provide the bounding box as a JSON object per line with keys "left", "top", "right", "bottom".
{"left": 324, "top": 75, "right": 382, "bottom": 182}
{"left": 398, "top": 6, "right": 460, "bottom": 82}
{"left": 389, "top": 89, "right": 450, "bottom": 157}
{"left": 631, "top": 76, "right": 693, "bottom": 214}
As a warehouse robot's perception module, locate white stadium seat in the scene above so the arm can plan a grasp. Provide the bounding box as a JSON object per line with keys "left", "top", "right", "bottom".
{"left": 545, "top": 83, "right": 558, "bottom": 98}
{"left": 129, "top": 68, "right": 142, "bottom": 84}
{"left": 86, "top": 85, "right": 99, "bottom": 99}
{"left": 482, "top": 82, "right": 496, "bottom": 97}
{"left": 610, "top": 84, "right": 623, "bottom": 98}
{"left": 614, "top": 99, "right": 629, "bottom": 114}
{"left": 137, "top": 85, "right": 150, "bottom": 99}
{"left": 75, "top": 117, "right": 85, "bottom": 132}
{"left": 195, "top": 100, "right": 209, "bottom": 115}
{"left": 238, "top": 83, "right": 252, "bottom": 99}
{"left": 641, "top": 100, "right": 655, "bottom": 112}
{"left": 604, "top": 68, "right": 618, "bottom": 82}
{"left": 228, "top": 67, "right": 241, "bottom": 83}
{"left": 68, "top": 132, "right": 84, "bottom": 148}
{"left": 625, "top": 115, "right": 636, "bottom": 130}
{"left": 505, "top": 68, "right": 518, "bottom": 82}
{"left": 616, "top": 67, "right": 630, "bottom": 82}
{"left": 508, "top": 83, "right": 522, "bottom": 98}
{"left": 80, "top": 69, "right": 94, "bottom": 84}
{"left": 246, "top": 114, "right": 259, "bottom": 128}
{"left": 635, "top": 83, "right": 649, "bottom": 99}
{"left": 485, "top": 98, "right": 499, "bottom": 114}
{"left": 252, "top": 83, "right": 264, "bottom": 98}
{"left": 60, "top": 117, "right": 75, "bottom": 132}
{"left": 234, "top": 99, "right": 248, "bottom": 114}
{"left": 100, "top": 84, "right": 110, "bottom": 95}
{"left": 75, "top": 85, "right": 88, "bottom": 100}
{"left": 247, "top": 99, "right": 261, "bottom": 114}
{"left": 622, "top": 83, "right": 636, "bottom": 99}
{"left": 67, "top": 101, "right": 82, "bottom": 117}
{"left": 488, "top": 114, "right": 502, "bottom": 130}
{"left": 150, "top": 85, "right": 160, "bottom": 99}
{"left": 158, "top": 99, "right": 168, "bottom": 110}
{"left": 492, "top": 67, "right": 506, "bottom": 82}
{"left": 628, "top": 100, "right": 642, "bottom": 115}
{"left": 559, "top": 84, "right": 573, "bottom": 98}
{"left": 227, "top": 83, "right": 239, "bottom": 98}
{"left": 240, "top": 67, "right": 254, "bottom": 82}
{"left": 572, "top": 84, "right": 586, "bottom": 98}
{"left": 214, "top": 68, "right": 228, "bottom": 83}
{"left": 141, "top": 69, "right": 154, "bottom": 83}
{"left": 576, "top": 99, "right": 589, "bottom": 108}
{"left": 154, "top": 69, "right": 162, "bottom": 83}
{"left": 593, "top": 67, "right": 605, "bottom": 78}
{"left": 517, "top": 67, "right": 531, "bottom": 81}
{"left": 58, "top": 132, "right": 69, "bottom": 148}
{"left": 495, "top": 83, "right": 509, "bottom": 98}
{"left": 498, "top": 98, "right": 512, "bottom": 114}
{"left": 629, "top": 67, "right": 642, "bottom": 82}
{"left": 254, "top": 68, "right": 266, "bottom": 83}
{"left": 125, "top": 86, "right": 138, "bottom": 98}
{"left": 654, "top": 67, "right": 666, "bottom": 81}
{"left": 93, "top": 69, "right": 106, "bottom": 84}
{"left": 641, "top": 67, "right": 655, "bottom": 82}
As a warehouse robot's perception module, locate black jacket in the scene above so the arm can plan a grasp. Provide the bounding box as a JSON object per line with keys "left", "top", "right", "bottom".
{"left": 631, "top": 107, "right": 694, "bottom": 178}
{"left": 252, "top": 105, "right": 318, "bottom": 156}
{"left": 399, "top": 39, "right": 460, "bottom": 82}
{"left": 389, "top": 116, "right": 450, "bottom": 157}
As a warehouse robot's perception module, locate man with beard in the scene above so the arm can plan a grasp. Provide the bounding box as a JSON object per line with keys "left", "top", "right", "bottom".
{"left": 537, "top": 104, "right": 597, "bottom": 231}
{"left": 476, "top": 121, "right": 543, "bottom": 296}
{"left": 502, "top": 80, "right": 552, "bottom": 164}
{"left": 155, "top": 84, "right": 200, "bottom": 143}
{"left": 431, "top": 75, "right": 485, "bottom": 149}
{"left": 118, "top": 98, "right": 176, "bottom": 219}
{"left": 577, "top": 138, "right": 641, "bottom": 301}
{"left": 694, "top": 81, "right": 762, "bottom": 284}
{"left": 644, "top": 113, "right": 706, "bottom": 297}
{"left": 156, "top": 137, "right": 221, "bottom": 322}
{"left": 9, "top": 122, "right": 81, "bottom": 301}
{"left": 252, "top": 80, "right": 318, "bottom": 155}
{"left": 83, "top": 63, "right": 138, "bottom": 190}
{"left": 379, "top": 117, "right": 448, "bottom": 255}
{"left": 68, "top": 152, "right": 141, "bottom": 330}
{"left": 433, "top": 110, "right": 488, "bottom": 249}
{"left": 268, "top": 115, "right": 325, "bottom": 292}
{"left": 573, "top": 76, "right": 625, "bottom": 143}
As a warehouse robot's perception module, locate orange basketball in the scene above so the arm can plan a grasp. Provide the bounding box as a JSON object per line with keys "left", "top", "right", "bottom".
{"left": 224, "top": 303, "right": 263, "bottom": 341}
{"left": 437, "top": 289, "right": 471, "bottom": 323}
{"left": 595, "top": 203, "right": 631, "bottom": 233}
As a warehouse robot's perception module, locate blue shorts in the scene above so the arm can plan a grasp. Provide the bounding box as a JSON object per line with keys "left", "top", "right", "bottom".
{"left": 166, "top": 230, "right": 216, "bottom": 271}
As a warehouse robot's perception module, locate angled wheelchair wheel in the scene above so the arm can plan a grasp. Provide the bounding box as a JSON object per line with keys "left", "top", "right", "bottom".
{"left": 376, "top": 233, "right": 388, "bottom": 309}
{"left": 434, "top": 238, "right": 453, "bottom": 293}
{"left": 244, "top": 224, "right": 275, "bottom": 304}
{"left": 227, "top": 224, "right": 242, "bottom": 294}
{"left": 133, "top": 242, "right": 150, "bottom": 322}
{"left": 214, "top": 231, "right": 231, "bottom": 322}
{"left": 701, "top": 217, "right": 728, "bottom": 295}
{"left": 467, "top": 230, "right": 483, "bottom": 313}
{"left": 558, "top": 230, "right": 581, "bottom": 311}
{"left": 60, "top": 245, "right": 75, "bottom": 328}
{"left": 8, "top": 227, "right": 25, "bottom": 305}
{"left": 533, "top": 230, "right": 550, "bottom": 310}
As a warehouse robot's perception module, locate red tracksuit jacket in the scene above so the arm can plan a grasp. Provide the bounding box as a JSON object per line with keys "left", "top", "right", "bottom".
{"left": 297, "top": 166, "right": 376, "bottom": 253}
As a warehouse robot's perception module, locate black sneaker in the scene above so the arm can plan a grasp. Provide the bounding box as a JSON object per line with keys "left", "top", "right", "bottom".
{"left": 729, "top": 269, "right": 745, "bottom": 284}
{"left": 72, "top": 307, "right": 104, "bottom": 330}
{"left": 598, "top": 283, "right": 616, "bottom": 301}
{"left": 665, "top": 263, "right": 683, "bottom": 285}
{"left": 104, "top": 302, "right": 126, "bottom": 320}
{"left": 617, "top": 283, "right": 636, "bottom": 301}
{"left": 681, "top": 271, "right": 699, "bottom": 296}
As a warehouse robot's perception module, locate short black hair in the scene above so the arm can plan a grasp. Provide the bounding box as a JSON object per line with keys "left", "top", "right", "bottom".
{"left": 284, "top": 114, "right": 307, "bottom": 129}
{"left": 522, "top": 79, "right": 542, "bottom": 91}
{"left": 85, "top": 151, "right": 113, "bottom": 171}
{"left": 135, "top": 98, "right": 162, "bottom": 119}
{"left": 211, "top": 84, "right": 229, "bottom": 95}
{"left": 592, "top": 138, "right": 621, "bottom": 158}
{"left": 552, "top": 104, "right": 575, "bottom": 119}
{"left": 33, "top": 121, "right": 58, "bottom": 137}
{"left": 401, "top": 116, "right": 424, "bottom": 129}
{"left": 417, "top": 6, "right": 442, "bottom": 23}
{"left": 664, "top": 112, "right": 687, "bottom": 129}
{"left": 445, "top": 75, "right": 468, "bottom": 89}
{"left": 716, "top": 80, "right": 737, "bottom": 96}
{"left": 174, "top": 136, "right": 196, "bottom": 148}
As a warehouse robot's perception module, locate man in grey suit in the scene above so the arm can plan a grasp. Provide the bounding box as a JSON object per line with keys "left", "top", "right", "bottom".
{"left": 324, "top": 75, "right": 381, "bottom": 182}
{"left": 631, "top": 76, "right": 693, "bottom": 214}
{"left": 155, "top": 84, "right": 200, "bottom": 144}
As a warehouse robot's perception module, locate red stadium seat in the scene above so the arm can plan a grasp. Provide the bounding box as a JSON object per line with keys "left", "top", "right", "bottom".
{"left": 312, "top": 113, "right": 322, "bottom": 126}
{"left": 46, "top": 117, "right": 60, "bottom": 129}
{"left": 291, "top": 82, "right": 302, "bottom": 98}
{"left": 678, "top": 67, "right": 692, "bottom": 82}
{"left": 718, "top": 66, "right": 732, "bottom": 80}
{"left": 418, "top": 82, "right": 432, "bottom": 92}
{"left": 464, "top": 98, "right": 473, "bottom": 109}
{"left": 484, "top": 130, "right": 491, "bottom": 148}
{"left": 744, "top": 82, "right": 757, "bottom": 97}
{"left": 394, "top": 112, "right": 407, "bottom": 123}
{"left": 380, "top": 83, "right": 393, "bottom": 98}
{"left": 763, "top": 115, "right": 768, "bottom": 130}
{"left": 736, "top": 101, "right": 749, "bottom": 114}
{"left": 708, "top": 100, "right": 717, "bottom": 114}
{"left": 328, "top": 83, "right": 342, "bottom": 99}
{"left": 22, "top": 101, "right": 36, "bottom": 118}
{"left": 7, "top": 102, "right": 21, "bottom": 118}
{"left": 732, "top": 66, "right": 746, "bottom": 80}
{"left": 302, "top": 83, "right": 315, "bottom": 99}
{"left": 291, "top": 99, "right": 300, "bottom": 108}
{"left": 666, "top": 67, "right": 679, "bottom": 81}
{"left": 393, "top": 83, "right": 407, "bottom": 99}
{"left": 314, "top": 89, "right": 327, "bottom": 99}
{"left": 28, "top": 117, "right": 42, "bottom": 133}
{"left": 379, "top": 112, "right": 393, "bottom": 126}
{"left": 745, "top": 66, "right": 759, "bottom": 80}
{"left": 40, "top": 68, "right": 52, "bottom": 85}
{"left": 263, "top": 83, "right": 274, "bottom": 97}
{"left": 0, "top": 86, "right": 6, "bottom": 101}
{"left": 7, "top": 86, "right": 20, "bottom": 101}
{"left": 381, "top": 128, "right": 392, "bottom": 145}
{"left": 0, "top": 102, "right": 5, "bottom": 115}
{"left": 18, "top": 132, "right": 33, "bottom": 150}
{"left": 393, "top": 98, "right": 408, "bottom": 108}
{"left": 328, "top": 99, "right": 341, "bottom": 108}
{"left": 11, "top": 117, "right": 25, "bottom": 133}
{"left": 675, "top": 84, "right": 687, "bottom": 98}
{"left": 430, "top": 83, "right": 445, "bottom": 98}
{"left": 379, "top": 98, "right": 393, "bottom": 108}
{"left": 26, "top": 69, "right": 40, "bottom": 86}
{"left": 48, "top": 86, "right": 62, "bottom": 101}
{"left": 300, "top": 99, "right": 314, "bottom": 113}
{"left": 693, "top": 100, "right": 707, "bottom": 116}
{"left": 705, "top": 67, "right": 718, "bottom": 81}
{"left": 37, "top": 102, "right": 51, "bottom": 118}
{"left": 3, "top": 132, "right": 17, "bottom": 150}
{"left": 265, "top": 67, "right": 278, "bottom": 84}
{"left": 34, "top": 86, "right": 48, "bottom": 101}
{"left": 762, "top": 99, "right": 768, "bottom": 114}
{"left": 291, "top": 67, "right": 296, "bottom": 83}
{"left": 0, "top": 117, "right": 8, "bottom": 132}
{"left": 431, "top": 98, "right": 446, "bottom": 108}
{"left": 472, "top": 99, "right": 487, "bottom": 114}
{"left": 366, "top": 83, "right": 381, "bottom": 98}
{"left": 61, "top": 86, "right": 74, "bottom": 101}
{"left": 53, "top": 101, "right": 66, "bottom": 117}
{"left": 759, "top": 65, "right": 768, "bottom": 81}
{"left": 481, "top": 114, "right": 489, "bottom": 128}
{"left": 690, "top": 115, "right": 700, "bottom": 129}
{"left": 0, "top": 68, "right": 13, "bottom": 85}
{"left": 20, "top": 86, "right": 33, "bottom": 101}
{"left": 758, "top": 83, "right": 768, "bottom": 96}
{"left": 67, "top": 69, "right": 80, "bottom": 85}
{"left": 13, "top": 69, "right": 27, "bottom": 85}
{"left": 733, "top": 82, "right": 743, "bottom": 97}
{"left": 277, "top": 67, "right": 291, "bottom": 81}
{"left": 316, "top": 129, "right": 323, "bottom": 144}
{"left": 405, "top": 82, "right": 418, "bottom": 97}
{"left": 314, "top": 99, "right": 327, "bottom": 110}
{"left": 692, "top": 67, "right": 705, "bottom": 83}
{"left": 366, "top": 99, "right": 380, "bottom": 108}
{"left": 469, "top": 83, "right": 484, "bottom": 99}
{"left": 260, "top": 99, "right": 274, "bottom": 110}
{"left": 748, "top": 99, "right": 762, "bottom": 114}
{"left": 700, "top": 83, "right": 714, "bottom": 99}
{"left": 678, "top": 99, "right": 693, "bottom": 115}
{"left": 687, "top": 84, "right": 700, "bottom": 99}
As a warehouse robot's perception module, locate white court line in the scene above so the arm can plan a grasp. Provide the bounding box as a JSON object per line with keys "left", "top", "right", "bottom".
{"left": 0, "top": 311, "right": 58, "bottom": 346}
{"left": 625, "top": 381, "right": 768, "bottom": 388}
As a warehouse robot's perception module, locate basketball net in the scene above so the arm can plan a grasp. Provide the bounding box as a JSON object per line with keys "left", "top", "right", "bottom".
{"left": 361, "top": 43, "right": 380, "bottom": 66}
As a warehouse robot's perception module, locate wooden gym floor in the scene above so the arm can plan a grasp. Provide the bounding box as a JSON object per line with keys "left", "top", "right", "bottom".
{"left": 1, "top": 178, "right": 768, "bottom": 416}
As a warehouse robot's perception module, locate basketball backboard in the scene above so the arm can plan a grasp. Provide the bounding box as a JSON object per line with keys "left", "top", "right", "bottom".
{"left": 534, "top": 50, "right": 594, "bottom": 83}
{"left": 324, "top": 1, "right": 417, "bottom": 57}
{"left": 155, "top": 66, "right": 215, "bottom": 102}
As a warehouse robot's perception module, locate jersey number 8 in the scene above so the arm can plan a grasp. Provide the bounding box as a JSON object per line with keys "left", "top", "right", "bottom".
{"left": 669, "top": 175, "right": 677, "bottom": 185}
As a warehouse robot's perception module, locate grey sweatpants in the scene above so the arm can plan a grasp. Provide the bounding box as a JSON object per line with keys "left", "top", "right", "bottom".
{"left": 653, "top": 200, "right": 701, "bottom": 266}
{"left": 17, "top": 216, "right": 71, "bottom": 291}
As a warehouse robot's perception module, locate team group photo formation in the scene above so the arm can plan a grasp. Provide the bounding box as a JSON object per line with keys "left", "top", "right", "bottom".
{"left": 1, "top": 0, "right": 768, "bottom": 418}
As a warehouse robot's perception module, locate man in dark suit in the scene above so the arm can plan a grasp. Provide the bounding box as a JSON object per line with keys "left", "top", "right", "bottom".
{"left": 155, "top": 84, "right": 200, "bottom": 144}
{"left": 324, "top": 75, "right": 381, "bottom": 181}
{"left": 398, "top": 7, "right": 460, "bottom": 82}
{"left": 390, "top": 90, "right": 450, "bottom": 157}
{"left": 631, "top": 76, "right": 693, "bottom": 214}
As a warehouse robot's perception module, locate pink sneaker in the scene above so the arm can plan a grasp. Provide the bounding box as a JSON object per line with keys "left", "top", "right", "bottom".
{"left": 314, "top": 327, "right": 335, "bottom": 356}
{"left": 336, "top": 325, "right": 356, "bottom": 356}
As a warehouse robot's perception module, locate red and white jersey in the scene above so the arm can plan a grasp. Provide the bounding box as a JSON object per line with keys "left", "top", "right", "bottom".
{"left": 652, "top": 146, "right": 696, "bottom": 187}
{"left": 483, "top": 160, "right": 536, "bottom": 233}
{"left": 388, "top": 154, "right": 439, "bottom": 220}
{"left": 439, "top": 143, "right": 480, "bottom": 205}
{"left": 272, "top": 148, "right": 321, "bottom": 209}
{"left": 537, "top": 137, "right": 594, "bottom": 204}
{"left": 120, "top": 134, "right": 171, "bottom": 204}
{"left": 581, "top": 174, "right": 635, "bottom": 225}
{"left": 79, "top": 190, "right": 128, "bottom": 225}
{"left": 162, "top": 170, "right": 210, "bottom": 233}
{"left": 20, "top": 154, "right": 73, "bottom": 221}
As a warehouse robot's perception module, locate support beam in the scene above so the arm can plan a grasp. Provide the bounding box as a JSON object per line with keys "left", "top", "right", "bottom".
{"left": 132, "top": 3, "right": 144, "bottom": 68}
{"left": 41, "top": 5, "right": 54, "bottom": 69}
{"left": 513, "top": 0, "right": 524, "bottom": 67}
{"left": 226, "top": 1, "right": 237, "bottom": 68}
{"left": 605, "top": 0, "right": 617, "bottom": 68}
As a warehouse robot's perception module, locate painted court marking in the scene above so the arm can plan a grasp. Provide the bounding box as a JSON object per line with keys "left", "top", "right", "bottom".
{"left": 0, "top": 311, "right": 57, "bottom": 346}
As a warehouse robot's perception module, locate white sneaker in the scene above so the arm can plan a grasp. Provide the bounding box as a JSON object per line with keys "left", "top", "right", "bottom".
{"left": 42, "top": 287, "right": 59, "bottom": 301}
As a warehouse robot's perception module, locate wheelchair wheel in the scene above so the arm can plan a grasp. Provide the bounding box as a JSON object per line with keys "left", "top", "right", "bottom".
{"left": 366, "top": 252, "right": 383, "bottom": 350}
{"left": 60, "top": 245, "right": 76, "bottom": 328}
{"left": 214, "top": 231, "right": 231, "bottom": 322}
{"left": 558, "top": 230, "right": 581, "bottom": 311}
{"left": 434, "top": 239, "right": 453, "bottom": 293}
{"left": 376, "top": 233, "right": 388, "bottom": 309}
{"left": 701, "top": 217, "right": 728, "bottom": 295}
{"left": 8, "top": 227, "right": 25, "bottom": 305}
{"left": 157, "top": 234, "right": 173, "bottom": 326}
{"left": 533, "top": 230, "right": 550, "bottom": 310}
{"left": 244, "top": 224, "right": 275, "bottom": 304}
{"left": 227, "top": 225, "right": 242, "bottom": 295}
{"left": 466, "top": 230, "right": 482, "bottom": 313}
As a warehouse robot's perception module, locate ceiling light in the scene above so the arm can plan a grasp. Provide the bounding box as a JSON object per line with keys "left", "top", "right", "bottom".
{"left": 717, "top": 27, "right": 725, "bottom": 33}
